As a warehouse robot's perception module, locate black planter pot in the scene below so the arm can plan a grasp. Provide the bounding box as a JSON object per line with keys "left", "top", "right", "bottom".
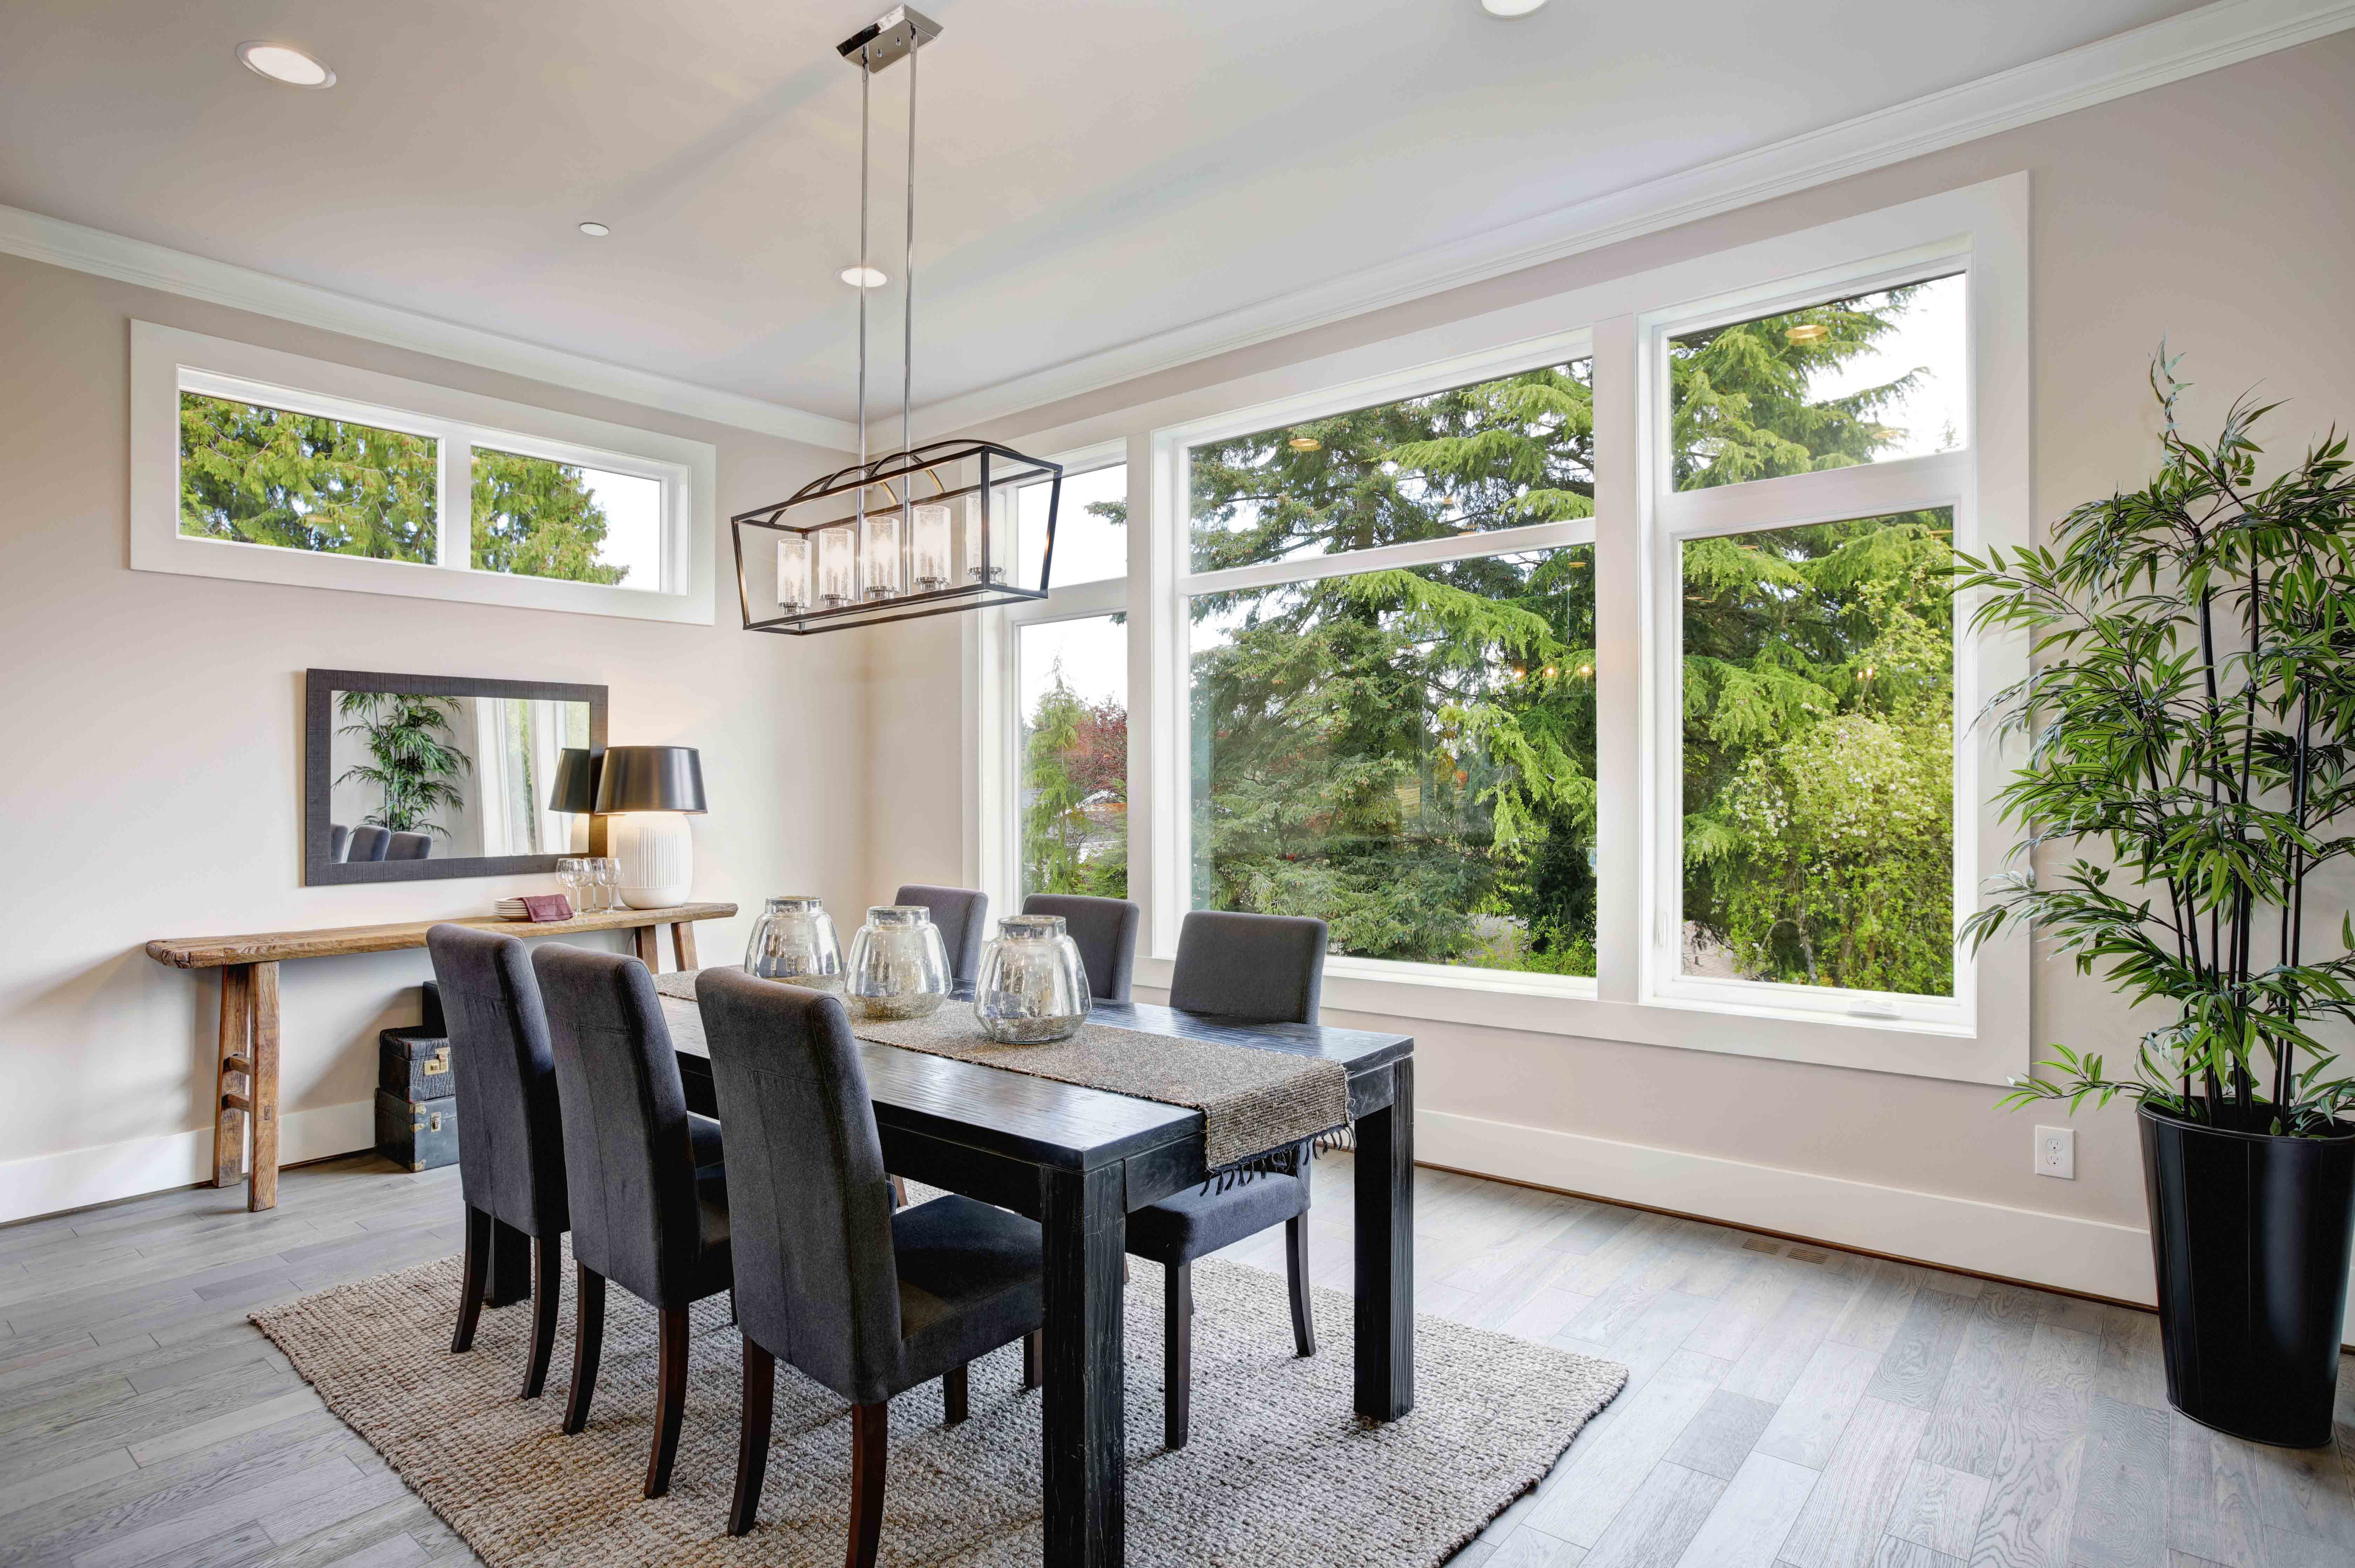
{"left": 2139, "top": 1100, "right": 2355, "bottom": 1447}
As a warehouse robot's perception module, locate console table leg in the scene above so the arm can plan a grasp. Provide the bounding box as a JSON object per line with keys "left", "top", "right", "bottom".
{"left": 213, "top": 965, "right": 253, "bottom": 1188}
{"left": 248, "top": 962, "right": 281, "bottom": 1211}
{"left": 671, "top": 920, "right": 698, "bottom": 971}
{"left": 633, "top": 924, "right": 662, "bottom": 972}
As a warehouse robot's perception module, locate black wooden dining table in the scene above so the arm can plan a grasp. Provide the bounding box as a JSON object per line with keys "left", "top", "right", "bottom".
{"left": 659, "top": 991, "right": 1415, "bottom": 1568}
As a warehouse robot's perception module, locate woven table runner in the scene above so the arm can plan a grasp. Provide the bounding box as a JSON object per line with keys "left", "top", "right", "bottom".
{"left": 655, "top": 968, "right": 1346, "bottom": 1171}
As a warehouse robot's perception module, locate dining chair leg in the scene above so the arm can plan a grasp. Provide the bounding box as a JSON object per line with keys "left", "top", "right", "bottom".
{"left": 1285, "top": 1213, "right": 1316, "bottom": 1358}
{"left": 1021, "top": 1330, "right": 1041, "bottom": 1392}
{"left": 519, "top": 1233, "right": 562, "bottom": 1398}
{"left": 1164, "top": 1260, "right": 1192, "bottom": 1450}
{"left": 728, "top": 1337, "right": 776, "bottom": 1537}
{"left": 848, "top": 1400, "right": 888, "bottom": 1568}
{"left": 451, "top": 1206, "right": 490, "bottom": 1354}
{"left": 644, "top": 1306, "right": 691, "bottom": 1498}
{"left": 942, "top": 1362, "right": 969, "bottom": 1425}
{"left": 562, "top": 1265, "right": 606, "bottom": 1435}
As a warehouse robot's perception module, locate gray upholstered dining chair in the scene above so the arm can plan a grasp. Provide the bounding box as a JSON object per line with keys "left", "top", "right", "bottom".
{"left": 1130, "top": 909, "right": 1328, "bottom": 1448}
{"left": 385, "top": 831, "right": 434, "bottom": 860}
{"left": 427, "top": 924, "right": 569, "bottom": 1398}
{"left": 696, "top": 967, "right": 1046, "bottom": 1551}
{"left": 1020, "top": 892, "right": 1141, "bottom": 1003}
{"left": 329, "top": 824, "right": 350, "bottom": 863}
{"left": 892, "top": 884, "right": 988, "bottom": 984}
{"left": 347, "top": 824, "right": 391, "bottom": 862}
{"left": 532, "top": 944, "right": 731, "bottom": 1499}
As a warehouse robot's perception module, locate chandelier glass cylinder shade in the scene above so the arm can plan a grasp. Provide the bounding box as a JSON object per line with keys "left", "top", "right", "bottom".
{"left": 732, "top": 7, "right": 1065, "bottom": 636}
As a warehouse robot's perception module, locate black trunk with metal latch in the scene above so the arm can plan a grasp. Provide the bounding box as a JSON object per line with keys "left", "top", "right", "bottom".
{"left": 375, "top": 981, "right": 458, "bottom": 1172}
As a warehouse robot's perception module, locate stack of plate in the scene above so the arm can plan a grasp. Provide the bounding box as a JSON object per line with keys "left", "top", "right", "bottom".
{"left": 492, "top": 898, "right": 536, "bottom": 919}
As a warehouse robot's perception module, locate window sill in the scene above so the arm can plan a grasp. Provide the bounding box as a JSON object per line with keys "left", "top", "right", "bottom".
{"left": 1131, "top": 953, "right": 2017, "bottom": 1085}
{"left": 133, "top": 529, "right": 715, "bottom": 625}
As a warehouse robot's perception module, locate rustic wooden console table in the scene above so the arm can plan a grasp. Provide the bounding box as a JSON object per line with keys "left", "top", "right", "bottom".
{"left": 145, "top": 902, "right": 736, "bottom": 1211}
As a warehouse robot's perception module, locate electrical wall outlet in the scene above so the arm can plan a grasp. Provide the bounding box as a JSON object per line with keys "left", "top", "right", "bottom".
{"left": 2035, "top": 1125, "right": 2076, "bottom": 1180}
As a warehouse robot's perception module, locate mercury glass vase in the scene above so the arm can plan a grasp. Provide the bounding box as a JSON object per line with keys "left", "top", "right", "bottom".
{"left": 743, "top": 895, "right": 842, "bottom": 991}
{"left": 975, "top": 914, "right": 1091, "bottom": 1044}
{"left": 845, "top": 905, "right": 952, "bottom": 1021}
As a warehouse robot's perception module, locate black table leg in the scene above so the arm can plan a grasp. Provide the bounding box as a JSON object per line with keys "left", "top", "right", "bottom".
{"left": 1354, "top": 1055, "right": 1414, "bottom": 1420}
{"left": 486, "top": 1217, "right": 533, "bottom": 1309}
{"left": 1041, "top": 1162, "right": 1125, "bottom": 1568}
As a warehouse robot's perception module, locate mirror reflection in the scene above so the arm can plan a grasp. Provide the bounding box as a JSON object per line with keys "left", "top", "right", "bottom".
{"left": 328, "top": 690, "right": 593, "bottom": 862}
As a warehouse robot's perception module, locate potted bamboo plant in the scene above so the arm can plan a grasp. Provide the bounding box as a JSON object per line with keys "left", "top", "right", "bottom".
{"left": 1960, "top": 351, "right": 2355, "bottom": 1447}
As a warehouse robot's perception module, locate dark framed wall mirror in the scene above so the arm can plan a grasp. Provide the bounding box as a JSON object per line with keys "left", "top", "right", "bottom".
{"left": 304, "top": 669, "right": 608, "bottom": 885}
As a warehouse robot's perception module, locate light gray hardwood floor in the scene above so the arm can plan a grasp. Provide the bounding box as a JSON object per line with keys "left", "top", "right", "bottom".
{"left": 2, "top": 1152, "right": 2349, "bottom": 1567}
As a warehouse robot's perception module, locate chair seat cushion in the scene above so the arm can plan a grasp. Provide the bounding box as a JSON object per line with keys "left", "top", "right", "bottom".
{"left": 893, "top": 1195, "right": 1044, "bottom": 1385}
{"left": 1127, "top": 1173, "right": 1308, "bottom": 1265}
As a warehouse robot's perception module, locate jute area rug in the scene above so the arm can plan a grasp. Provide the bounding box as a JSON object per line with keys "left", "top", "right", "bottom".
{"left": 254, "top": 1245, "right": 1623, "bottom": 1567}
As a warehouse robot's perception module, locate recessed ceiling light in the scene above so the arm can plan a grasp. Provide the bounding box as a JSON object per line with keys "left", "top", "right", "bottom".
{"left": 1481, "top": 0, "right": 1550, "bottom": 15}
{"left": 578, "top": 222, "right": 611, "bottom": 237}
{"left": 1786, "top": 323, "right": 1830, "bottom": 344}
{"left": 236, "top": 42, "right": 335, "bottom": 88}
{"left": 1287, "top": 436, "right": 1322, "bottom": 451}
{"left": 839, "top": 265, "right": 888, "bottom": 288}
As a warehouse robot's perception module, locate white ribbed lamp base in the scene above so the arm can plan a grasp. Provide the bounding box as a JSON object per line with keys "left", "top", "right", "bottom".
{"left": 611, "top": 813, "right": 693, "bottom": 909}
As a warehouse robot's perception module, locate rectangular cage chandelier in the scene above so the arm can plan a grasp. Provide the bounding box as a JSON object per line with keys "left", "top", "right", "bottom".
{"left": 733, "top": 7, "right": 1064, "bottom": 636}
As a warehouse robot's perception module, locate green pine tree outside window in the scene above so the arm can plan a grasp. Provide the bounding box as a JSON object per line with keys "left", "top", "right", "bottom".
{"left": 178, "top": 393, "right": 637, "bottom": 586}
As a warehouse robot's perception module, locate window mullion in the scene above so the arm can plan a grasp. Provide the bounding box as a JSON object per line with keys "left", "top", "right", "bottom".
{"left": 1590, "top": 314, "right": 1643, "bottom": 1006}
{"left": 440, "top": 432, "right": 469, "bottom": 571}
{"left": 1177, "top": 517, "right": 1589, "bottom": 598}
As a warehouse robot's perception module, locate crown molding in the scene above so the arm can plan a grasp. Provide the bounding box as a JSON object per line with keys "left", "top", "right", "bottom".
{"left": 0, "top": 204, "right": 860, "bottom": 451}
{"left": 918, "top": 0, "right": 2355, "bottom": 437}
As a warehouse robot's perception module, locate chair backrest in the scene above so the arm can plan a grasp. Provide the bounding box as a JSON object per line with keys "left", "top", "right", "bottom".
{"left": 533, "top": 944, "right": 706, "bottom": 1305}
{"left": 427, "top": 925, "right": 567, "bottom": 1238}
{"left": 893, "top": 884, "right": 988, "bottom": 984}
{"left": 1021, "top": 893, "right": 1141, "bottom": 1003}
{"left": 348, "top": 825, "right": 391, "bottom": 862}
{"left": 698, "top": 967, "right": 905, "bottom": 1404}
{"left": 329, "top": 824, "right": 350, "bottom": 863}
{"left": 386, "top": 831, "right": 434, "bottom": 860}
{"left": 1166, "top": 910, "right": 1328, "bottom": 1024}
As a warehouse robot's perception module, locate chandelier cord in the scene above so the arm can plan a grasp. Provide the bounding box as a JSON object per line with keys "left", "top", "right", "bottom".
{"left": 900, "top": 36, "right": 918, "bottom": 528}
{"left": 857, "top": 48, "right": 871, "bottom": 480}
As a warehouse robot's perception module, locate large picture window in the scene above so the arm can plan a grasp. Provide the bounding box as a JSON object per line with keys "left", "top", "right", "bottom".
{"left": 1646, "top": 253, "right": 1984, "bottom": 1034}
{"left": 999, "top": 178, "right": 2027, "bottom": 1078}
{"left": 1177, "top": 355, "right": 1598, "bottom": 985}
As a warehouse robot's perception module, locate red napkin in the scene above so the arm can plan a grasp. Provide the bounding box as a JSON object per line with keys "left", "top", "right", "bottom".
{"left": 520, "top": 894, "right": 575, "bottom": 923}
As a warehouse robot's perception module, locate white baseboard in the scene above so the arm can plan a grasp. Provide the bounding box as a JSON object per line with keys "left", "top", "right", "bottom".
{"left": 0, "top": 1101, "right": 376, "bottom": 1224}
{"left": 1419, "top": 1108, "right": 2154, "bottom": 1299}
{"left": 1418, "top": 1110, "right": 2355, "bottom": 1344}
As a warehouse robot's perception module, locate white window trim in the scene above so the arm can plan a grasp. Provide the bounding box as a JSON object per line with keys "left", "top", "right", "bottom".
{"left": 1148, "top": 323, "right": 1600, "bottom": 1006}
{"left": 131, "top": 321, "right": 717, "bottom": 624}
{"left": 978, "top": 175, "right": 2031, "bottom": 1084}
{"left": 967, "top": 439, "right": 1132, "bottom": 917}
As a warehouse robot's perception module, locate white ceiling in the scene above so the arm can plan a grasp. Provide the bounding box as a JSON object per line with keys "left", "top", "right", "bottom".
{"left": 0, "top": 0, "right": 2216, "bottom": 427}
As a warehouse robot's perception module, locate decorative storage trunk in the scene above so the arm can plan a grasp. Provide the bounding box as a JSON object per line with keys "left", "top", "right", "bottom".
{"left": 375, "top": 1090, "right": 458, "bottom": 1172}
{"left": 375, "top": 982, "right": 458, "bottom": 1172}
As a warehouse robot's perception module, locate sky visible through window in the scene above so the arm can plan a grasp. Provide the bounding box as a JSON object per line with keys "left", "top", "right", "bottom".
{"left": 1805, "top": 273, "right": 1967, "bottom": 459}
{"left": 578, "top": 468, "right": 663, "bottom": 587}
{"left": 1015, "top": 464, "right": 1128, "bottom": 589}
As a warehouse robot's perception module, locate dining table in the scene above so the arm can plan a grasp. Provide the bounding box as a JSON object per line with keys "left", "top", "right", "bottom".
{"left": 657, "top": 987, "right": 1415, "bottom": 1568}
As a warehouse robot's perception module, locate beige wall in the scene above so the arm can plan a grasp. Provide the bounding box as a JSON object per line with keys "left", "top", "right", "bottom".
{"left": 877, "top": 34, "right": 2355, "bottom": 1306}
{"left": 0, "top": 250, "right": 863, "bottom": 1215}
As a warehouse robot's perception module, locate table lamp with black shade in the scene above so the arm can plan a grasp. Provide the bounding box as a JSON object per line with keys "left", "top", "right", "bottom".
{"left": 592, "top": 746, "right": 706, "bottom": 909}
